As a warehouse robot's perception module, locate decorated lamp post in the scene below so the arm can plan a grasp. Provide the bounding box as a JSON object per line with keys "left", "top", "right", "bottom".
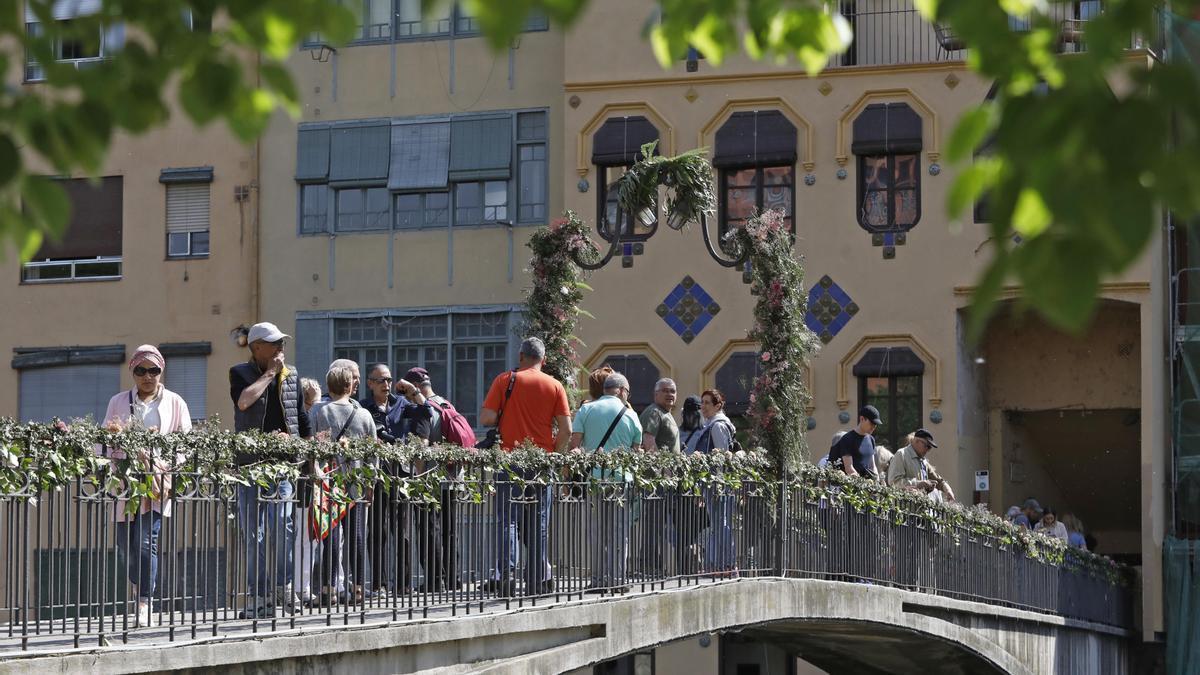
{"left": 567, "top": 142, "right": 748, "bottom": 270}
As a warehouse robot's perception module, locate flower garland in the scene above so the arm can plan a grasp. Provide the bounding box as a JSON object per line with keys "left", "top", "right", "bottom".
{"left": 736, "top": 208, "right": 821, "bottom": 473}
{"left": 0, "top": 417, "right": 1125, "bottom": 583}
{"left": 521, "top": 211, "right": 598, "bottom": 391}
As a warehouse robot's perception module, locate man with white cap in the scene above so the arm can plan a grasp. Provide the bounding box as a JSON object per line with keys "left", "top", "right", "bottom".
{"left": 229, "top": 321, "right": 311, "bottom": 618}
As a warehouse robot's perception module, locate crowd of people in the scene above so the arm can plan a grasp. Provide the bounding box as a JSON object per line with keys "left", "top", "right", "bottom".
{"left": 92, "top": 321, "right": 1091, "bottom": 625}
{"left": 1004, "top": 499, "right": 1093, "bottom": 550}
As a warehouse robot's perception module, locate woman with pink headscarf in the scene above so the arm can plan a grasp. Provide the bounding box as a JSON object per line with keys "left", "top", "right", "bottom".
{"left": 98, "top": 345, "right": 192, "bottom": 627}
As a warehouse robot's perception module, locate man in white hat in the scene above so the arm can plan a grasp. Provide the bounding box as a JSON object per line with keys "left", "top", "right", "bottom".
{"left": 229, "top": 321, "right": 311, "bottom": 618}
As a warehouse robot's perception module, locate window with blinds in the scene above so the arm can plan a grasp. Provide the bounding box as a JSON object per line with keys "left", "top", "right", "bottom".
{"left": 164, "top": 355, "right": 207, "bottom": 421}
{"left": 166, "top": 182, "right": 210, "bottom": 257}
{"left": 19, "top": 364, "right": 119, "bottom": 423}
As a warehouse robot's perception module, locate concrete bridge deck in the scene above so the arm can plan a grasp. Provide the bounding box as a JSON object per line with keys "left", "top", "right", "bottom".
{"left": 0, "top": 577, "right": 1134, "bottom": 675}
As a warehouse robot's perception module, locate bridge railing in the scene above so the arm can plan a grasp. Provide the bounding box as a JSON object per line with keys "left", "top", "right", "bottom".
{"left": 0, "top": 423, "right": 1131, "bottom": 651}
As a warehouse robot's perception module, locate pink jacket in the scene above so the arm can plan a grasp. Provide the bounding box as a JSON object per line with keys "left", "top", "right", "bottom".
{"left": 97, "top": 388, "right": 192, "bottom": 520}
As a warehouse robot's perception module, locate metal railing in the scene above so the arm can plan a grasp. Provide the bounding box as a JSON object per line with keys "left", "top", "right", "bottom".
{"left": 0, "top": 464, "right": 1131, "bottom": 653}
{"left": 829, "top": 0, "right": 1163, "bottom": 68}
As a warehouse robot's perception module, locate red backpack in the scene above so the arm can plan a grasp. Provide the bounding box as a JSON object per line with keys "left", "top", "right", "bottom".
{"left": 432, "top": 397, "right": 477, "bottom": 448}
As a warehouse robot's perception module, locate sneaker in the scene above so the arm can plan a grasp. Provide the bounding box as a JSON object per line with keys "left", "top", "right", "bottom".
{"left": 238, "top": 596, "right": 269, "bottom": 619}
{"left": 275, "top": 585, "right": 300, "bottom": 615}
{"left": 135, "top": 599, "right": 153, "bottom": 627}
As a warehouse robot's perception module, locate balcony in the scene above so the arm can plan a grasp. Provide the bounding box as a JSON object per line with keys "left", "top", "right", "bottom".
{"left": 21, "top": 256, "right": 122, "bottom": 283}
{"left": 829, "top": 0, "right": 1161, "bottom": 68}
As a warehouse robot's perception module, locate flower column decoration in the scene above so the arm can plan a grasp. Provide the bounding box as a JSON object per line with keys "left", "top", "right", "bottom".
{"left": 738, "top": 209, "right": 821, "bottom": 472}
{"left": 522, "top": 211, "right": 599, "bottom": 391}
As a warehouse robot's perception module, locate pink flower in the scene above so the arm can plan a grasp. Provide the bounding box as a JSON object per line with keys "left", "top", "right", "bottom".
{"left": 761, "top": 352, "right": 771, "bottom": 362}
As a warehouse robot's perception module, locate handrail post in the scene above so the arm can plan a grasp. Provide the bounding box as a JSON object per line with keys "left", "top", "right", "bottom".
{"left": 774, "top": 468, "right": 788, "bottom": 577}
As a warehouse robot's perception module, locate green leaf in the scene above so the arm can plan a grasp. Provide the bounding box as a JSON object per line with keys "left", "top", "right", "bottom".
{"left": 0, "top": 137, "right": 20, "bottom": 189}
{"left": 947, "top": 105, "right": 994, "bottom": 163}
{"left": 1011, "top": 188, "right": 1051, "bottom": 238}
{"left": 21, "top": 176, "right": 70, "bottom": 244}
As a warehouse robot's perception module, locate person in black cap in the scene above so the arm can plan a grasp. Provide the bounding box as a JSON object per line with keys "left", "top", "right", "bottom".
{"left": 827, "top": 405, "right": 881, "bottom": 479}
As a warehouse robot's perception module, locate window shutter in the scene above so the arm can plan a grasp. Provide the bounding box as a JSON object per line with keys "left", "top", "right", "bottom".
{"left": 852, "top": 347, "right": 926, "bottom": 377}
{"left": 166, "top": 183, "right": 210, "bottom": 234}
{"left": 26, "top": 0, "right": 103, "bottom": 21}
{"left": 33, "top": 176, "right": 122, "bottom": 260}
{"left": 294, "top": 317, "right": 333, "bottom": 387}
{"left": 295, "top": 125, "right": 331, "bottom": 181}
{"left": 591, "top": 116, "right": 659, "bottom": 166}
{"left": 329, "top": 122, "right": 390, "bottom": 185}
{"left": 388, "top": 121, "right": 451, "bottom": 191}
{"left": 851, "top": 103, "right": 923, "bottom": 156}
{"left": 448, "top": 116, "right": 512, "bottom": 181}
{"left": 19, "top": 363, "right": 119, "bottom": 423}
{"left": 713, "top": 111, "right": 797, "bottom": 169}
{"left": 164, "top": 355, "right": 207, "bottom": 420}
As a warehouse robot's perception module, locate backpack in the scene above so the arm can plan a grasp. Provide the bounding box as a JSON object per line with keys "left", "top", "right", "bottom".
{"left": 431, "top": 396, "right": 477, "bottom": 448}
{"left": 696, "top": 419, "right": 741, "bottom": 454}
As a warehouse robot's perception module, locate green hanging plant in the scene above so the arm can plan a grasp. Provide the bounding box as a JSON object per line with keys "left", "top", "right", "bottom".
{"left": 615, "top": 140, "right": 716, "bottom": 230}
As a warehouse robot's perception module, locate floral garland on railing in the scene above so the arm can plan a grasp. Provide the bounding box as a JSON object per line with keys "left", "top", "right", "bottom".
{"left": 521, "top": 211, "right": 598, "bottom": 391}
{"left": 737, "top": 209, "right": 820, "bottom": 473}
{"left": 0, "top": 418, "right": 1127, "bottom": 586}
{"left": 794, "top": 465, "right": 1129, "bottom": 586}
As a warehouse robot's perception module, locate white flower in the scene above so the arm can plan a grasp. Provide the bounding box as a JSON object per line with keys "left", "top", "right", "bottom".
{"left": 560, "top": 285, "right": 570, "bottom": 295}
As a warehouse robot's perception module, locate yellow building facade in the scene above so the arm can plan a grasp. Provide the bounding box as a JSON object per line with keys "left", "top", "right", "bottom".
{"left": 0, "top": 0, "right": 1166, "bottom": 649}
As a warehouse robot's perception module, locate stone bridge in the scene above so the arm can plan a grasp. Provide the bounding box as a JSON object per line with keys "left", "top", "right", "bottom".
{"left": 0, "top": 578, "right": 1134, "bottom": 675}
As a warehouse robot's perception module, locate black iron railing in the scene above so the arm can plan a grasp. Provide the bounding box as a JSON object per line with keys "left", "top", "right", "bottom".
{"left": 829, "top": 0, "right": 1164, "bottom": 68}
{"left": 0, "top": 463, "right": 1131, "bottom": 652}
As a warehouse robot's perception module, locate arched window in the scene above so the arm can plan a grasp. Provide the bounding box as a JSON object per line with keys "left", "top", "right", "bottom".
{"left": 854, "top": 346, "right": 924, "bottom": 451}
{"left": 713, "top": 110, "right": 796, "bottom": 237}
{"left": 715, "top": 351, "right": 761, "bottom": 416}
{"left": 592, "top": 353, "right": 660, "bottom": 412}
{"left": 592, "top": 116, "right": 659, "bottom": 241}
{"left": 852, "top": 103, "right": 922, "bottom": 233}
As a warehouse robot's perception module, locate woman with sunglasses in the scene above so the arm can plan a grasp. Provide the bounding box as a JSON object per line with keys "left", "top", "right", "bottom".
{"left": 99, "top": 345, "right": 193, "bottom": 627}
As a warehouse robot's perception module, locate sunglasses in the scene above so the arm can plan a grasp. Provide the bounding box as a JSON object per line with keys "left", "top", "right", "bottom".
{"left": 133, "top": 366, "right": 162, "bottom": 377}
{"left": 369, "top": 377, "right": 393, "bottom": 383}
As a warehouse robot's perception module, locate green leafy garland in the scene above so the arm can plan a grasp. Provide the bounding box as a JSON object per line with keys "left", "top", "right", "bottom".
{"left": 521, "top": 211, "right": 598, "bottom": 390}
{"left": 737, "top": 208, "right": 820, "bottom": 473}
{"left": 615, "top": 141, "right": 716, "bottom": 230}
{"left": 0, "top": 418, "right": 1126, "bottom": 585}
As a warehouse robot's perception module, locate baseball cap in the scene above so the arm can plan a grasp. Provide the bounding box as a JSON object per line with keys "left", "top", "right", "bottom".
{"left": 247, "top": 322, "right": 289, "bottom": 344}
{"left": 858, "top": 405, "right": 883, "bottom": 425}
{"left": 913, "top": 428, "right": 938, "bottom": 448}
{"left": 404, "top": 367, "right": 431, "bottom": 386}
{"left": 1022, "top": 498, "right": 1043, "bottom": 514}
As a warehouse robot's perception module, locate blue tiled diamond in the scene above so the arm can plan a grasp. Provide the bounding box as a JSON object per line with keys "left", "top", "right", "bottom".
{"left": 804, "top": 276, "right": 856, "bottom": 344}
{"left": 660, "top": 277, "right": 720, "bottom": 343}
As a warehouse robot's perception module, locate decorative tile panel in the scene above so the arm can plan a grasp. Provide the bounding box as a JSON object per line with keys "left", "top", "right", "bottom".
{"left": 804, "top": 275, "right": 858, "bottom": 344}
{"left": 657, "top": 276, "right": 721, "bottom": 344}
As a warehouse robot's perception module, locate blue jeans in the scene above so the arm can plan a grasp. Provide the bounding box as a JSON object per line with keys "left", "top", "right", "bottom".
{"left": 237, "top": 481, "right": 295, "bottom": 596}
{"left": 493, "top": 471, "right": 552, "bottom": 585}
{"left": 115, "top": 511, "right": 162, "bottom": 599}
{"left": 703, "top": 486, "right": 735, "bottom": 572}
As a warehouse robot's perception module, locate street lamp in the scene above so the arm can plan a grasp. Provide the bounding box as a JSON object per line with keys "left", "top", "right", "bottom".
{"left": 569, "top": 149, "right": 747, "bottom": 270}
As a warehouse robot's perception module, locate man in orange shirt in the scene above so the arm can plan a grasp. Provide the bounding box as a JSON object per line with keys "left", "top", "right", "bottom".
{"left": 479, "top": 337, "right": 571, "bottom": 596}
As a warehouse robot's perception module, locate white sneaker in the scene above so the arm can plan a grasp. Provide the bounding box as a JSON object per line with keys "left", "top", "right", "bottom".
{"left": 275, "top": 585, "right": 299, "bottom": 615}
{"left": 135, "top": 599, "right": 152, "bottom": 627}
